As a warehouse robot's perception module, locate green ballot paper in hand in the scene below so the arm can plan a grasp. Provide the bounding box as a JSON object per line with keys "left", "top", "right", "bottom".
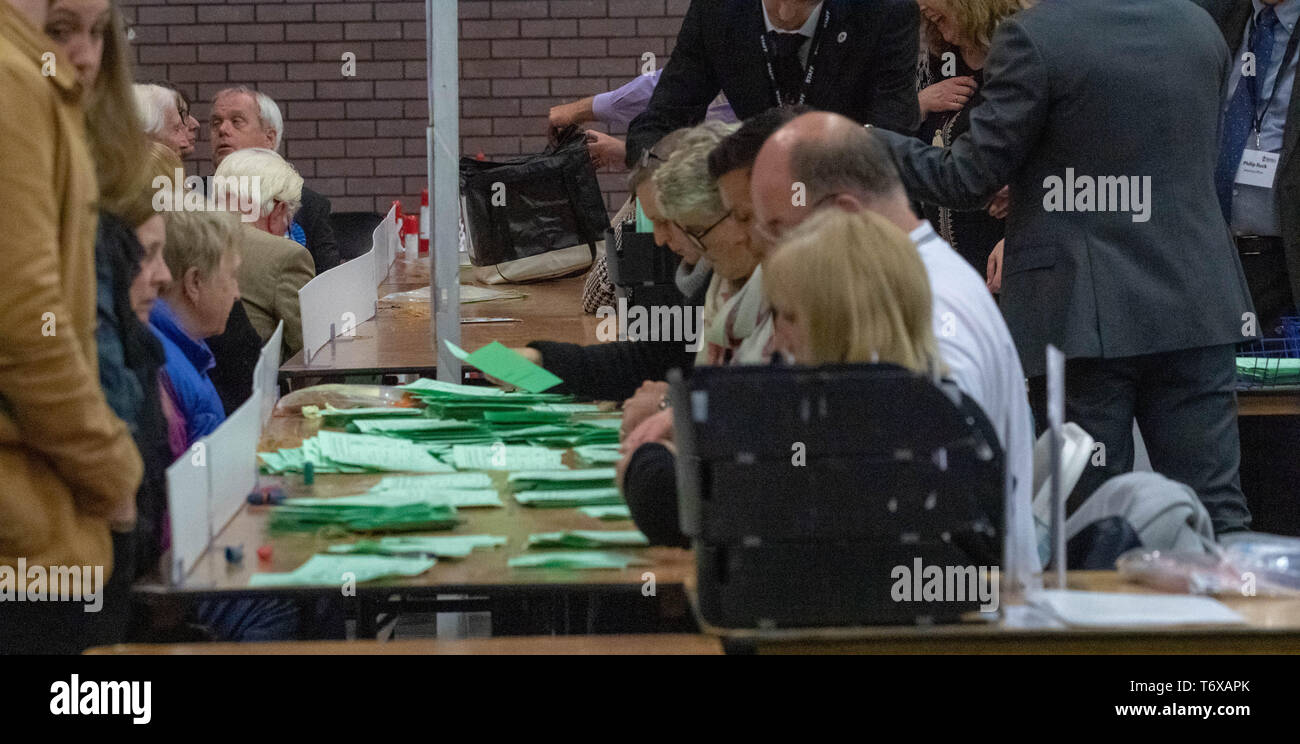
{"left": 443, "top": 340, "right": 563, "bottom": 393}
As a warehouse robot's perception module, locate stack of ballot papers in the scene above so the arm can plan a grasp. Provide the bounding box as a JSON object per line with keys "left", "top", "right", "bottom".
{"left": 579, "top": 505, "right": 632, "bottom": 520}
{"left": 249, "top": 554, "right": 436, "bottom": 587}
{"left": 1236, "top": 356, "right": 1300, "bottom": 384}
{"left": 327, "top": 534, "right": 507, "bottom": 558}
{"left": 268, "top": 491, "right": 461, "bottom": 533}
{"left": 508, "top": 551, "right": 651, "bottom": 570}
{"left": 510, "top": 468, "right": 622, "bottom": 507}
{"left": 259, "top": 430, "right": 454, "bottom": 474}
{"left": 450, "top": 444, "right": 567, "bottom": 471}
{"left": 312, "top": 405, "right": 425, "bottom": 427}
{"left": 527, "top": 530, "right": 648, "bottom": 548}
{"left": 573, "top": 443, "right": 623, "bottom": 465}
{"left": 365, "top": 472, "right": 503, "bottom": 507}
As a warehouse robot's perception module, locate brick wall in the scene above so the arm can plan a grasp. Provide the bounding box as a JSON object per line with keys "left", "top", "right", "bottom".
{"left": 120, "top": 0, "right": 690, "bottom": 215}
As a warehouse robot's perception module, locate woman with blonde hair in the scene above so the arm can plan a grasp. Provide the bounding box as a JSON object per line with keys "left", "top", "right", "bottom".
{"left": 915, "top": 0, "right": 1033, "bottom": 281}
{"left": 764, "top": 208, "right": 944, "bottom": 375}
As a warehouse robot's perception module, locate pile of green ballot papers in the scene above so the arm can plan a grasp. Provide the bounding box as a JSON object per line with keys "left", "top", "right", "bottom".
{"left": 327, "top": 534, "right": 507, "bottom": 558}
{"left": 250, "top": 554, "right": 437, "bottom": 587}
{"left": 260, "top": 430, "right": 453, "bottom": 474}
{"left": 268, "top": 491, "right": 461, "bottom": 533}
{"left": 400, "top": 378, "right": 571, "bottom": 419}
{"left": 1237, "top": 357, "right": 1300, "bottom": 384}
{"left": 527, "top": 530, "right": 648, "bottom": 548}
{"left": 509, "top": 468, "right": 623, "bottom": 507}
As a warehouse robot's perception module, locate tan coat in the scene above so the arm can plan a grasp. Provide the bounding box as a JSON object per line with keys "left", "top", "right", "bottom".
{"left": 0, "top": 6, "right": 143, "bottom": 578}
{"left": 236, "top": 224, "right": 314, "bottom": 359}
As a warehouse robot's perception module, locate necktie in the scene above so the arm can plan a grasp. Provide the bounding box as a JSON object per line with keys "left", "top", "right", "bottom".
{"left": 765, "top": 30, "right": 808, "bottom": 105}
{"left": 1215, "top": 6, "right": 1279, "bottom": 221}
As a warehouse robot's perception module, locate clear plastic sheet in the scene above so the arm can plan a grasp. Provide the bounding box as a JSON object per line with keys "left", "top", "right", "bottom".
{"left": 1116, "top": 533, "right": 1300, "bottom": 597}
{"left": 274, "top": 384, "right": 419, "bottom": 415}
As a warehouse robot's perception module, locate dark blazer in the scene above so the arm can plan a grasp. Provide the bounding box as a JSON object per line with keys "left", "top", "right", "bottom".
{"left": 296, "top": 186, "right": 341, "bottom": 274}
{"left": 204, "top": 300, "right": 261, "bottom": 416}
{"left": 874, "top": 0, "right": 1254, "bottom": 376}
{"left": 625, "top": 0, "right": 919, "bottom": 165}
{"left": 1206, "top": 0, "right": 1300, "bottom": 312}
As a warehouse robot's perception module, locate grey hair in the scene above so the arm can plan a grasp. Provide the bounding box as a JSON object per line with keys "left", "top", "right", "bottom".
{"left": 133, "top": 83, "right": 178, "bottom": 137}
{"left": 788, "top": 125, "right": 904, "bottom": 205}
{"left": 652, "top": 120, "right": 739, "bottom": 227}
{"left": 214, "top": 86, "right": 285, "bottom": 150}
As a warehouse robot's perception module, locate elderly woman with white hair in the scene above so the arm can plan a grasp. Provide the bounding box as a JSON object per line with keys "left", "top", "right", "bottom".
{"left": 133, "top": 83, "right": 191, "bottom": 158}
{"left": 211, "top": 147, "right": 315, "bottom": 358}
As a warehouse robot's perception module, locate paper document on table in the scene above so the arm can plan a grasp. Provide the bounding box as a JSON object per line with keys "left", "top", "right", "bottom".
{"left": 1029, "top": 590, "right": 1246, "bottom": 627}
{"left": 327, "top": 534, "right": 507, "bottom": 558}
{"left": 451, "top": 444, "right": 566, "bottom": 471}
{"left": 443, "top": 340, "right": 562, "bottom": 393}
{"left": 316, "top": 430, "right": 453, "bottom": 472}
{"left": 249, "top": 554, "right": 435, "bottom": 587}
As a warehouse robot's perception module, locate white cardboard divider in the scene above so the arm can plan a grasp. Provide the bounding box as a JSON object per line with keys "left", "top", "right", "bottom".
{"left": 205, "top": 386, "right": 263, "bottom": 536}
{"left": 255, "top": 320, "right": 284, "bottom": 425}
{"left": 298, "top": 248, "right": 377, "bottom": 363}
{"left": 372, "top": 203, "right": 400, "bottom": 287}
{"left": 166, "top": 446, "right": 211, "bottom": 585}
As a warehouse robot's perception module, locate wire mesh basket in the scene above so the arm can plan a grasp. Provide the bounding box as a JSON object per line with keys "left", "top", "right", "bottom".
{"left": 1237, "top": 316, "right": 1300, "bottom": 389}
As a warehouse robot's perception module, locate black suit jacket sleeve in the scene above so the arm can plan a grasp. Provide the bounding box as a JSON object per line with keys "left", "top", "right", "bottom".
{"left": 205, "top": 300, "right": 261, "bottom": 415}
{"left": 863, "top": 0, "right": 923, "bottom": 134}
{"left": 874, "top": 18, "right": 1051, "bottom": 209}
{"left": 297, "top": 187, "right": 341, "bottom": 274}
{"left": 527, "top": 339, "right": 694, "bottom": 402}
{"left": 623, "top": 442, "right": 690, "bottom": 548}
{"left": 625, "top": 1, "right": 717, "bottom": 167}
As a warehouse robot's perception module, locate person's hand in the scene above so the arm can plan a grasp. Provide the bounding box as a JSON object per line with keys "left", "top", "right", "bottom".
{"left": 987, "top": 185, "right": 1010, "bottom": 220}
{"left": 586, "top": 130, "right": 627, "bottom": 170}
{"left": 620, "top": 380, "right": 669, "bottom": 439}
{"left": 986, "top": 239, "right": 1004, "bottom": 294}
{"left": 918, "top": 75, "right": 977, "bottom": 116}
{"left": 482, "top": 347, "right": 542, "bottom": 389}
{"left": 621, "top": 407, "right": 675, "bottom": 453}
{"left": 549, "top": 98, "right": 595, "bottom": 130}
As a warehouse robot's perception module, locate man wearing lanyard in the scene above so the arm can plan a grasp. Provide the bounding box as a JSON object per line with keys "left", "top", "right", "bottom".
{"left": 1212, "top": 0, "right": 1300, "bottom": 333}
{"left": 625, "top": 0, "right": 919, "bottom": 167}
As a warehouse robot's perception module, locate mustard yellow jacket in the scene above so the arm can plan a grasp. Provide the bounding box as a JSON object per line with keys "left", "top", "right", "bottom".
{"left": 0, "top": 5, "right": 143, "bottom": 579}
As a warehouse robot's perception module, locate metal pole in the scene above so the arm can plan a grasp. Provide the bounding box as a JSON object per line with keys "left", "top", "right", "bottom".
{"left": 428, "top": 0, "right": 461, "bottom": 383}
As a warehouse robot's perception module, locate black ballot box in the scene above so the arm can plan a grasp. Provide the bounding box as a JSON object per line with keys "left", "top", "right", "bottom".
{"left": 604, "top": 228, "right": 684, "bottom": 310}
{"left": 669, "top": 364, "right": 1006, "bottom": 629}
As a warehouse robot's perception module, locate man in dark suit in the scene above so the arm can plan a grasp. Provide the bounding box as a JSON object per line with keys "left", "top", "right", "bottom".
{"left": 1202, "top": 0, "right": 1300, "bottom": 332}
{"left": 870, "top": 0, "right": 1256, "bottom": 535}
{"left": 624, "top": 0, "right": 919, "bottom": 166}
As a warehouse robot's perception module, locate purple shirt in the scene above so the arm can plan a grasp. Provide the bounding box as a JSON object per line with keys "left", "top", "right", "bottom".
{"left": 592, "top": 70, "right": 738, "bottom": 129}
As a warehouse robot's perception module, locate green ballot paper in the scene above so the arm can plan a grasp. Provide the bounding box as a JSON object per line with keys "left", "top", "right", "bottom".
{"left": 513, "top": 487, "right": 623, "bottom": 508}
{"left": 527, "top": 530, "right": 649, "bottom": 548}
{"left": 508, "top": 551, "right": 651, "bottom": 570}
{"left": 443, "top": 340, "right": 563, "bottom": 393}
{"left": 327, "top": 535, "right": 507, "bottom": 558}
{"left": 249, "top": 554, "right": 436, "bottom": 587}
{"left": 579, "top": 505, "right": 632, "bottom": 520}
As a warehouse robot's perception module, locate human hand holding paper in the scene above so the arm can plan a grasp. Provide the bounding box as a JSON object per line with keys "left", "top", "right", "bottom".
{"left": 443, "top": 340, "right": 562, "bottom": 393}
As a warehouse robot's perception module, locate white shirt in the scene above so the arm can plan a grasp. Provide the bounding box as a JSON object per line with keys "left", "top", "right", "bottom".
{"left": 912, "top": 221, "right": 1041, "bottom": 589}
{"left": 761, "top": 1, "right": 824, "bottom": 67}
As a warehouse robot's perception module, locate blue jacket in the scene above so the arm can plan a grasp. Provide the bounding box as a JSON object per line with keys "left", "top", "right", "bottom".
{"left": 150, "top": 298, "right": 225, "bottom": 445}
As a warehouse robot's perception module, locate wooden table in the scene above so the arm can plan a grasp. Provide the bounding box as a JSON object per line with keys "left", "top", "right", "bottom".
{"left": 1237, "top": 387, "right": 1300, "bottom": 417}
{"left": 85, "top": 634, "right": 723, "bottom": 655}
{"left": 134, "top": 413, "right": 693, "bottom": 635}
{"left": 711, "top": 571, "right": 1300, "bottom": 654}
{"left": 278, "top": 260, "right": 601, "bottom": 380}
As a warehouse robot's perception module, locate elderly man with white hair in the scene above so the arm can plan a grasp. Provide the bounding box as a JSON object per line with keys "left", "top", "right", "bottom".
{"left": 213, "top": 147, "right": 315, "bottom": 358}
{"left": 209, "top": 85, "right": 340, "bottom": 272}
{"left": 134, "top": 83, "right": 192, "bottom": 158}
